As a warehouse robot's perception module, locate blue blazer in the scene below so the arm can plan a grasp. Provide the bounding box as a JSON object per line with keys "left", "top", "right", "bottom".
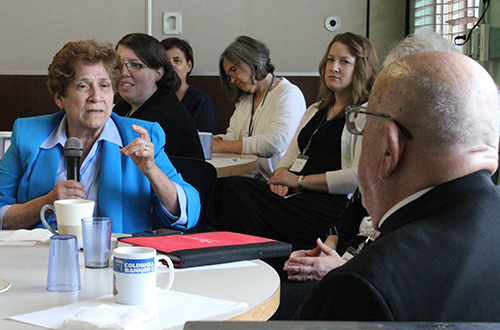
{"left": 0, "top": 112, "right": 200, "bottom": 233}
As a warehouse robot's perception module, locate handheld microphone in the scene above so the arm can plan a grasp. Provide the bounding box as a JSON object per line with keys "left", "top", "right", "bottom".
{"left": 64, "top": 137, "right": 83, "bottom": 182}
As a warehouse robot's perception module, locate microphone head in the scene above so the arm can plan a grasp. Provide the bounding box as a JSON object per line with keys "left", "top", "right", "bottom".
{"left": 64, "top": 137, "right": 83, "bottom": 158}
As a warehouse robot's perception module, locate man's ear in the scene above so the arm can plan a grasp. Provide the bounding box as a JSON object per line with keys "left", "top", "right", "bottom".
{"left": 379, "top": 121, "right": 404, "bottom": 179}
{"left": 54, "top": 93, "right": 64, "bottom": 110}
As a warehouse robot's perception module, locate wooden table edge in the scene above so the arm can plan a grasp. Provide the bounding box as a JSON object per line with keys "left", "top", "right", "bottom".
{"left": 227, "top": 285, "right": 280, "bottom": 321}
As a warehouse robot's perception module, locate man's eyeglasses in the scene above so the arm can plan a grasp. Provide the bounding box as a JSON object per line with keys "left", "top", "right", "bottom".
{"left": 226, "top": 62, "right": 240, "bottom": 81}
{"left": 123, "top": 62, "right": 149, "bottom": 72}
{"left": 345, "top": 105, "right": 414, "bottom": 140}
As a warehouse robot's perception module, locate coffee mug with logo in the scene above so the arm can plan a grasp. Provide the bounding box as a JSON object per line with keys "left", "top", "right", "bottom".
{"left": 40, "top": 199, "right": 95, "bottom": 248}
{"left": 112, "top": 246, "right": 175, "bottom": 305}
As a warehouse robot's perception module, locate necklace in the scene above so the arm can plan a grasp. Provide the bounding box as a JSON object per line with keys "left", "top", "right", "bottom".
{"left": 301, "top": 109, "right": 340, "bottom": 156}
{"left": 328, "top": 105, "right": 345, "bottom": 120}
{"left": 124, "top": 108, "right": 133, "bottom": 118}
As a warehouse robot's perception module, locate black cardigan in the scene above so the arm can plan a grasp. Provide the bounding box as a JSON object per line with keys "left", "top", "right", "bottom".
{"left": 114, "top": 89, "right": 204, "bottom": 160}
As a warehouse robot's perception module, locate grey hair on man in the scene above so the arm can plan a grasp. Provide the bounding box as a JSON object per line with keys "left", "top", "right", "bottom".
{"left": 383, "top": 30, "right": 500, "bottom": 168}
{"left": 383, "top": 29, "right": 459, "bottom": 67}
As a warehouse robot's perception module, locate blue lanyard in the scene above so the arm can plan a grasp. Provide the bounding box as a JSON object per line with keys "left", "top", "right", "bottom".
{"left": 248, "top": 74, "right": 275, "bottom": 137}
{"left": 301, "top": 109, "right": 339, "bottom": 156}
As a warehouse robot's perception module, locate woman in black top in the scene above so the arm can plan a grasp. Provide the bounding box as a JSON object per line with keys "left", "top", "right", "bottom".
{"left": 114, "top": 33, "right": 204, "bottom": 160}
{"left": 162, "top": 37, "right": 218, "bottom": 134}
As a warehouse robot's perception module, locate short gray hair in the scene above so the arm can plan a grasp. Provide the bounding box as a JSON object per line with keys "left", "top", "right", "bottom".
{"left": 219, "top": 36, "right": 275, "bottom": 103}
{"left": 383, "top": 30, "right": 459, "bottom": 67}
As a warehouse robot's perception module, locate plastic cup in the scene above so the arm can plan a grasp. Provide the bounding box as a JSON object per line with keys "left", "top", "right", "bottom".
{"left": 46, "top": 235, "right": 81, "bottom": 292}
{"left": 198, "top": 132, "right": 213, "bottom": 160}
{"left": 81, "top": 217, "right": 112, "bottom": 268}
{"left": 0, "top": 131, "right": 11, "bottom": 159}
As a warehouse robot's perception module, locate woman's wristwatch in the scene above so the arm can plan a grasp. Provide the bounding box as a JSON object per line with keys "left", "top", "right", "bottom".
{"left": 298, "top": 175, "right": 305, "bottom": 191}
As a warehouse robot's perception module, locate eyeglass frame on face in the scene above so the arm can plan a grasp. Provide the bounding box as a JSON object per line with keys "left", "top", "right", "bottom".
{"left": 226, "top": 61, "right": 241, "bottom": 81}
{"left": 345, "top": 105, "right": 414, "bottom": 140}
{"left": 122, "top": 61, "right": 149, "bottom": 73}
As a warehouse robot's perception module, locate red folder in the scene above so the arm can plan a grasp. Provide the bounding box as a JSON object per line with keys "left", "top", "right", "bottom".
{"left": 119, "top": 231, "right": 292, "bottom": 268}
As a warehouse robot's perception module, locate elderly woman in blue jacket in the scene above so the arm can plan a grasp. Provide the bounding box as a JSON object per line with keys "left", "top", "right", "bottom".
{"left": 0, "top": 39, "right": 200, "bottom": 233}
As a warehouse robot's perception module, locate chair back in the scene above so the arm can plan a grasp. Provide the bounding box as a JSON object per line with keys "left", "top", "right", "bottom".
{"left": 168, "top": 156, "right": 217, "bottom": 232}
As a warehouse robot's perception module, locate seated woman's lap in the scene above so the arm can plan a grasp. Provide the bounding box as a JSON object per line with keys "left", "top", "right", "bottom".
{"left": 211, "top": 175, "right": 348, "bottom": 250}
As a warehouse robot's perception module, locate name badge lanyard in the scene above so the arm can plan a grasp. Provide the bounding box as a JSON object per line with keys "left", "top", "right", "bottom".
{"left": 289, "top": 110, "right": 337, "bottom": 173}
{"left": 248, "top": 74, "right": 275, "bottom": 137}
{"left": 342, "top": 234, "right": 374, "bottom": 261}
{"left": 301, "top": 110, "right": 337, "bottom": 156}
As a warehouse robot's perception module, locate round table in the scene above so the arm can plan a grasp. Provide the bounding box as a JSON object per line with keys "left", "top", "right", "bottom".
{"left": 0, "top": 232, "right": 280, "bottom": 329}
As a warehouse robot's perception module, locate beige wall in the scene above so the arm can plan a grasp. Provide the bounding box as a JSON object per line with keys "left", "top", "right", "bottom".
{"left": 0, "top": 0, "right": 405, "bottom": 75}
{"left": 369, "top": 0, "right": 407, "bottom": 67}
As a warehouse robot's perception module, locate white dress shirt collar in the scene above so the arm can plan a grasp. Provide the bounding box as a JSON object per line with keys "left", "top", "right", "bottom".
{"left": 378, "top": 186, "right": 435, "bottom": 229}
{"left": 40, "top": 114, "right": 123, "bottom": 151}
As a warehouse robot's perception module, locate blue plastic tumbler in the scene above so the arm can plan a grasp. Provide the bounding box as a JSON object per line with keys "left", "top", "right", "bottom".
{"left": 81, "top": 217, "right": 112, "bottom": 268}
{"left": 46, "top": 234, "right": 81, "bottom": 292}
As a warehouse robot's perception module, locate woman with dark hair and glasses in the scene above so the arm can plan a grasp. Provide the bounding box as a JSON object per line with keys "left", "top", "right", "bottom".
{"left": 113, "top": 33, "right": 204, "bottom": 160}
{"left": 215, "top": 35, "right": 306, "bottom": 180}
{"left": 161, "top": 37, "right": 217, "bottom": 134}
{"left": 213, "top": 32, "right": 378, "bottom": 251}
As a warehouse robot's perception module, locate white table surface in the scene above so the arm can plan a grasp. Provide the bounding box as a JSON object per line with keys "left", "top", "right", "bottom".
{"left": 0, "top": 231, "right": 280, "bottom": 329}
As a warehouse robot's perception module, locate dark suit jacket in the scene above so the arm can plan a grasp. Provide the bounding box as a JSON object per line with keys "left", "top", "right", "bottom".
{"left": 114, "top": 89, "right": 204, "bottom": 160}
{"left": 297, "top": 170, "right": 500, "bottom": 322}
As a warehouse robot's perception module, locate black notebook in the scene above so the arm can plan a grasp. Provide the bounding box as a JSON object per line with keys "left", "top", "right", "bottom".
{"left": 119, "top": 231, "right": 292, "bottom": 268}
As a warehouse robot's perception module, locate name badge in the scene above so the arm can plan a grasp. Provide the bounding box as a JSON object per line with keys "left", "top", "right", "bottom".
{"left": 341, "top": 247, "right": 358, "bottom": 261}
{"left": 289, "top": 155, "right": 309, "bottom": 173}
{"left": 341, "top": 236, "right": 373, "bottom": 261}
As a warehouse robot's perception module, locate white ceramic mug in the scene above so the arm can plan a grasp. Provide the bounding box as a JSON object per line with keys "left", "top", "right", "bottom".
{"left": 40, "top": 199, "right": 95, "bottom": 248}
{"left": 112, "top": 246, "right": 175, "bottom": 305}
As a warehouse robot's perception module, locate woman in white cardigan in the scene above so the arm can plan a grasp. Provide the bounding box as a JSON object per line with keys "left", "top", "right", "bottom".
{"left": 212, "top": 33, "right": 377, "bottom": 251}
{"left": 214, "top": 35, "right": 306, "bottom": 179}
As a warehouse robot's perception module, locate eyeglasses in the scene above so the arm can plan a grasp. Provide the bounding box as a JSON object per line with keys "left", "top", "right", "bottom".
{"left": 226, "top": 62, "right": 240, "bottom": 80}
{"left": 345, "top": 105, "right": 414, "bottom": 140}
{"left": 123, "top": 62, "right": 148, "bottom": 72}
